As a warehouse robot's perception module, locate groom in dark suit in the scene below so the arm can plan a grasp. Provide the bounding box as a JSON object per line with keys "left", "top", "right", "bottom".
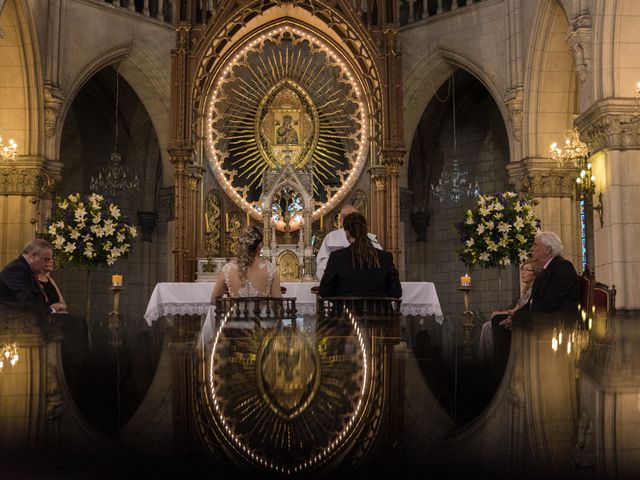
{"left": 0, "top": 238, "right": 56, "bottom": 316}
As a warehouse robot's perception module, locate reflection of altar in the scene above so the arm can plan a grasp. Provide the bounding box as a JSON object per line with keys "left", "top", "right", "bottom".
{"left": 144, "top": 281, "right": 443, "bottom": 325}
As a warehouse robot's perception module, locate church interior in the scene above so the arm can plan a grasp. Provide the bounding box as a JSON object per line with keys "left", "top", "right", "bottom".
{"left": 0, "top": 0, "right": 639, "bottom": 478}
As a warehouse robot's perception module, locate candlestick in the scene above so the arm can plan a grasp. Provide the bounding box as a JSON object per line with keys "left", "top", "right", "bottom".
{"left": 457, "top": 283, "right": 475, "bottom": 360}
{"left": 108, "top": 284, "right": 124, "bottom": 348}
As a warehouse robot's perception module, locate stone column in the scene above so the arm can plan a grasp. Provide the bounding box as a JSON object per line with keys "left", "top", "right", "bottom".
{"left": 577, "top": 99, "right": 640, "bottom": 309}
{"left": 168, "top": 146, "right": 193, "bottom": 282}
{"left": 0, "top": 157, "right": 59, "bottom": 264}
{"left": 369, "top": 164, "right": 387, "bottom": 247}
{"left": 507, "top": 157, "right": 580, "bottom": 268}
{"left": 383, "top": 152, "right": 404, "bottom": 268}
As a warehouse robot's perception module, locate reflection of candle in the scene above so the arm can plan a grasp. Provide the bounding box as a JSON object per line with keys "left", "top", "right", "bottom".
{"left": 320, "top": 214, "right": 324, "bottom": 230}
{"left": 460, "top": 274, "right": 471, "bottom": 286}
{"left": 225, "top": 213, "right": 229, "bottom": 231}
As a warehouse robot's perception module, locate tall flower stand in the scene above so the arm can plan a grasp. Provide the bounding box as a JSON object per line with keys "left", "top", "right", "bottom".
{"left": 458, "top": 285, "right": 475, "bottom": 360}
{"left": 108, "top": 285, "right": 123, "bottom": 348}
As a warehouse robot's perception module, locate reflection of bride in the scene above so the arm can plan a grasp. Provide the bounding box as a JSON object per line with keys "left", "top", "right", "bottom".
{"left": 210, "top": 226, "right": 282, "bottom": 301}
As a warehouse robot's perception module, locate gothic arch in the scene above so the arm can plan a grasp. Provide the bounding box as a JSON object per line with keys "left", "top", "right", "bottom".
{"left": 56, "top": 44, "right": 171, "bottom": 186}
{"left": 402, "top": 47, "right": 511, "bottom": 189}
{"left": 0, "top": 0, "right": 44, "bottom": 155}
{"left": 191, "top": 2, "right": 383, "bottom": 142}
{"left": 523, "top": 0, "right": 576, "bottom": 159}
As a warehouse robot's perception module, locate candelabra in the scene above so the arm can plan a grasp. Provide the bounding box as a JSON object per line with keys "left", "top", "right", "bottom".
{"left": 457, "top": 281, "right": 475, "bottom": 360}
{"left": 0, "top": 136, "right": 17, "bottom": 163}
{"left": 89, "top": 151, "right": 139, "bottom": 197}
{"left": 430, "top": 73, "right": 480, "bottom": 204}
{"left": 89, "top": 67, "right": 139, "bottom": 196}
{"left": 550, "top": 127, "right": 601, "bottom": 270}
{"left": 0, "top": 342, "right": 19, "bottom": 372}
{"left": 550, "top": 127, "right": 589, "bottom": 169}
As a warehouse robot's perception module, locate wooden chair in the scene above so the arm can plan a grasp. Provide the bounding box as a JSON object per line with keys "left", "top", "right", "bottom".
{"left": 214, "top": 296, "right": 297, "bottom": 323}
{"left": 580, "top": 266, "right": 616, "bottom": 322}
{"left": 317, "top": 296, "right": 402, "bottom": 321}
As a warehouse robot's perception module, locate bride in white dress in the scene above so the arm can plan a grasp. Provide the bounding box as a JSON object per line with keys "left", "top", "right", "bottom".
{"left": 210, "top": 225, "right": 282, "bottom": 302}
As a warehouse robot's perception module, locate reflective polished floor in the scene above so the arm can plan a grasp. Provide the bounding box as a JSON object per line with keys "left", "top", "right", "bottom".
{"left": 0, "top": 307, "right": 638, "bottom": 480}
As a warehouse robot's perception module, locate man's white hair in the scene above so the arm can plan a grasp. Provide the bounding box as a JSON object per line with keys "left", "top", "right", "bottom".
{"left": 536, "top": 231, "right": 563, "bottom": 257}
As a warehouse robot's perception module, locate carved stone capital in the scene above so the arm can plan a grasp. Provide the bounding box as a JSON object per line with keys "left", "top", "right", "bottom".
{"left": 576, "top": 98, "right": 640, "bottom": 152}
{"left": 187, "top": 164, "right": 204, "bottom": 191}
{"left": 505, "top": 86, "right": 523, "bottom": 142}
{"left": 44, "top": 83, "right": 65, "bottom": 138}
{"left": 369, "top": 165, "right": 387, "bottom": 191}
{"left": 507, "top": 157, "right": 577, "bottom": 197}
{"left": 137, "top": 211, "right": 158, "bottom": 242}
{"left": 567, "top": 9, "right": 592, "bottom": 83}
{"left": 0, "top": 157, "right": 60, "bottom": 197}
{"left": 381, "top": 144, "right": 406, "bottom": 166}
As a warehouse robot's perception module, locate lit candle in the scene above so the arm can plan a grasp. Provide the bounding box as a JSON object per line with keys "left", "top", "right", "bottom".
{"left": 225, "top": 213, "right": 229, "bottom": 231}
{"left": 112, "top": 274, "right": 123, "bottom": 287}
{"left": 460, "top": 274, "right": 471, "bottom": 286}
{"left": 320, "top": 213, "right": 324, "bottom": 230}
{"left": 246, "top": 209, "right": 250, "bottom": 226}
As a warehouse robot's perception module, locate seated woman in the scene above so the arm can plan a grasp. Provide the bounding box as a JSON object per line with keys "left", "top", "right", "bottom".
{"left": 477, "top": 258, "right": 538, "bottom": 367}
{"left": 38, "top": 256, "right": 86, "bottom": 390}
{"left": 319, "top": 212, "right": 402, "bottom": 301}
{"left": 210, "top": 225, "right": 282, "bottom": 301}
{"left": 37, "top": 257, "right": 67, "bottom": 313}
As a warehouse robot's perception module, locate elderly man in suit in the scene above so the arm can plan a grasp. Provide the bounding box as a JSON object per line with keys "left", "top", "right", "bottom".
{"left": 526, "top": 231, "right": 581, "bottom": 314}
{"left": 0, "top": 238, "right": 63, "bottom": 315}
{"left": 491, "top": 231, "right": 580, "bottom": 379}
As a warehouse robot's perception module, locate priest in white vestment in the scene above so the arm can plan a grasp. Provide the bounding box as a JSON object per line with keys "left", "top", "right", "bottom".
{"left": 315, "top": 205, "right": 382, "bottom": 280}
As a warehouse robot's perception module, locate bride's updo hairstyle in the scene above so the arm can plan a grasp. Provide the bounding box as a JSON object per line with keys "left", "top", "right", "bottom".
{"left": 238, "top": 225, "right": 263, "bottom": 281}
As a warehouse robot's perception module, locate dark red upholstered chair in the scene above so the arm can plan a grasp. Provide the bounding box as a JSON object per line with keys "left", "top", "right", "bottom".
{"left": 580, "top": 266, "right": 616, "bottom": 321}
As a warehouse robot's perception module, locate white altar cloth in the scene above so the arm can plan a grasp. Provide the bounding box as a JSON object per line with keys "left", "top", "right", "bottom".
{"left": 144, "top": 281, "right": 443, "bottom": 325}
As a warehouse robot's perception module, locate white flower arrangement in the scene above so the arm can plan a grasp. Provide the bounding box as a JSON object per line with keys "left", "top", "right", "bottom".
{"left": 46, "top": 193, "right": 137, "bottom": 267}
{"left": 455, "top": 192, "right": 540, "bottom": 269}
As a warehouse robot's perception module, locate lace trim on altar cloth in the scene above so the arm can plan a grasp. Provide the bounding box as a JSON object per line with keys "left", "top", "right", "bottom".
{"left": 400, "top": 303, "right": 443, "bottom": 318}
{"left": 144, "top": 302, "right": 211, "bottom": 323}
{"left": 145, "top": 302, "right": 443, "bottom": 324}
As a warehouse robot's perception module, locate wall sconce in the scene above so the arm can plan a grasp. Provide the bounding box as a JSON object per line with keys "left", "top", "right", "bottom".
{"left": 0, "top": 136, "right": 18, "bottom": 163}
{"left": 0, "top": 342, "right": 19, "bottom": 371}
{"left": 550, "top": 128, "right": 596, "bottom": 196}
{"left": 550, "top": 127, "right": 589, "bottom": 168}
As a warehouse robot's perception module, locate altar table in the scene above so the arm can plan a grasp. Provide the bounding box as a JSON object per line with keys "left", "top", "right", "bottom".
{"left": 144, "top": 281, "right": 444, "bottom": 325}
